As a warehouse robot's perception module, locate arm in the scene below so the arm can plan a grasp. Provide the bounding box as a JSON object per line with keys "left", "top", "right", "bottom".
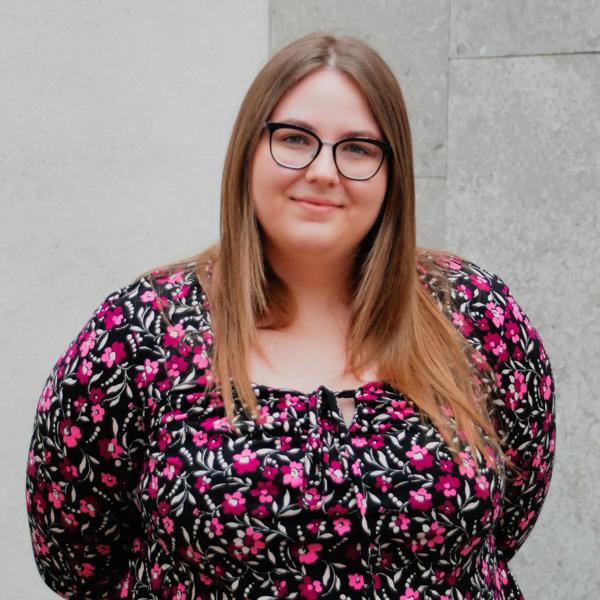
{"left": 482, "top": 271, "right": 556, "bottom": 562}
{"left": 26, "top": 280, "right": 154, "bottom": 598}
{"left": 438, "top": 256, "right": 556, "bottom": 563}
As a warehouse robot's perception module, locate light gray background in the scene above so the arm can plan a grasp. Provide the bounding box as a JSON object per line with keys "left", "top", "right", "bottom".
{"left": 2, "top": 1, "right": 598, "bottom": 598}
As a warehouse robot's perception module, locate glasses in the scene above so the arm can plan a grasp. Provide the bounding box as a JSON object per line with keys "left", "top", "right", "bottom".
{"left": 264, "top": 121, "right": 391, "bottom": 181}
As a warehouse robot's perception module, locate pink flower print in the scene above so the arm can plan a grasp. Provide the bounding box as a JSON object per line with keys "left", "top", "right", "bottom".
{"left": 101, "top": 472, "right": 118, "bottom": 488}
{"left": 475, "top": 475, "right": 490, "bottom": 499}
{"left": 162, "top": 516, "right": 174, "bottom": 534}
{"left": 60, "top": 458, "right": 78, "bottom": 480}
{"left": 434, "top": 474, "right": 460, "bottom": 497}
{"left": 298, "top": 576, "right": 323, "bottom": 600}
{"left": 369, "top": 434, "right": 385, "bottom": 449}
{"left": 37, "top": 383, "right": 53, "bottom": 413}
{"left": 282, "top": 461, "right": 305, "bottom": 488}
{"left": 391, "top": 398, "right": 415, "bottom": 419}
{"left": 333, "top": 517, "right": 351, "bottom": 536}
{"left": 164, "top": 323, "right": 185, "bottom": 348}
{"left": 47, "top": 482, "right": 65, "bottom": 509}
{"left": 209, "top": 517, "right": 224, "bottom": 537}
{"left": 194, "top": 476, "right": 211, "bottom": 494}
{"left": 297, "top": 542, "right": 322, "bottom": 565}
{"left": 400, "top": 586, "right": 420, "bottom": 600}
{"left": 192, "top": 430, "right": 208, "bottom": 447}
{"left": 90, "top": 404, "right": 105, "bottom": 423}
{"left": 104, "top": 306, "right": 123, "bottom": 330}
{"left": 231, "top": 527, "right": 265, "bottom": 560}
{"left": 503, "top": 320, "right": 520, "bottom": 343}
{"left": 469, "top": 273, "right": 491, "bottom": 291}
{"left": 80, "top": 496, "right": 100, "bottom": 518}
{"left": 439, "top": 500, "right": 456, "bottom": 515}
{"left": 250, "top": 480, "right": 279, "bottom": 504}
{"left": 275, "top": 579, "right": 288, "bottom": 598}
{"left": 79, "top": 331, "right": 96, "bottom": 357}
{"left": 302, "top": 487, "right": 323, "bottom": 510}
{"left": 60, "top": 511, "right": 78, "bottom": 529}
{"left": 458, "top": 452, "right": 476, "bottom": 478}
{"left": 140, "top": 290, "right": 157, "bottom": 303}
{"left": 76, "top": 359, "right": 94, "bottom": 384}
{"left": 98, "top": 437, "right": 124, "bottom": 460}
{"left": 101, "top": 342, "right": 126, "bottom": 368}
{"left": 76, "top": 562, "right": 95, "bottom": 578}
{"left": 456, "top": 283, "right": 473, "bottom": 300}
{"left": 59, "top": 420, "right": 82, "bottom": 448}
{"left": 165, "top": 355, "right": 188, "bottom": 379}
{"left": 327, "top": 460, "right": 345, "bottom": 484}
{"left": 375, "top": 475, "right": 392, "bottom": 492}
{"left": 417, "top": 522, "right": 446, "bottom": 548}
{"left": 356, "top": 491, "right": 367, "bottom": 516}
{"left": 408, "top": 487, "right": 432, "bottom": 511}
{"left": 172, "top": 583, "right": 187, "bottom": 600}
{"left": 207, "top": 435, "right": 222, "bottom": 449}
{"left": 232, "top": 448, "right": 260, "bottom": 474}
{"left": 507, "top": 295, "right": 523, "bottom": 321}
{"left": 519, "top": 510, "right": 536, "bottom": 530}
{"left": 460, "top": 535, "right": 482, "bottom": 556}
{"left": 349, "top": 573, "right": 365, "bottom": 590}
{"left": 391, "top": 513, "right": 410, "bottom": 533}
{"left": 485, "top": 302, "right": 505, "bottom": 328}
{"left": 223, "top": 491, "right": 246, "bottom": 515}
{"left": 483, "top": 333, "right": 509, "bottom": 361}
{"left": 88, "top": 387, "right": 105, "bottom": 404}
{"left": 180, "top": 544, "right": 202, "bottom": 563}
{"left": 352, "top": 436, "right": 368, "bottom": 448}
{"left": 452, "top": 311, "right": 474, "bottom": 336}
{"left": 192, "top": 348, "right": 209, "bottom": 369}
{"left": 163, "top": 457, "right": 183, "bottom": 480}
{"left": 148, "top": 475, "right": 159, "bottom": 499}
{"left": 406, "top": 444, "right": 434, "bottom": 471}
{"left": 540, "top": 374, "right": 553, "bottom": 401}
{"left": 150, "top": 562, "right": 162, "bottom": 590}
{"left": 73, "top": 395, "right": 87, "bottom": 412}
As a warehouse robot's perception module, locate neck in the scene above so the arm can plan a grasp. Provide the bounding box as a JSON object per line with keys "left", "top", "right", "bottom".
{"left": 264, "top": 244, "right": 353, "bottom": 331}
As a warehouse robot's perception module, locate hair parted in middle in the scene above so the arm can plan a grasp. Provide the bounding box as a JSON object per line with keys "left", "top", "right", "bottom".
{"left": 193, "top": 31, "right": 502, "bottom": 468}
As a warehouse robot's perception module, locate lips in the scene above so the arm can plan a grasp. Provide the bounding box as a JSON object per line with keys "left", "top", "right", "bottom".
{"left": 292, "top": 196, "right": 341, "bottom": 208}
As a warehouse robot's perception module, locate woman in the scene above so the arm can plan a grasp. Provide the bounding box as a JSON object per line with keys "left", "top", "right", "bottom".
{"left": 26, "top": 33, "right": 555, "bottom": 599}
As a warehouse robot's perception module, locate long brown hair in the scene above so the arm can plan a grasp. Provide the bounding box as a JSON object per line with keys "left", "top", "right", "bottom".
{"left": 194, "top": 32, "right": 500, "bottom": 466}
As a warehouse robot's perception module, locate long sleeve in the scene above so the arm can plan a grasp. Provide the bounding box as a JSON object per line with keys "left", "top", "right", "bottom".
{"left": 26, "top": 281, "right": 153, "bottom": 598}
{"left": 440, "top": 257, "right": 556, "bottom": 565}
{"left": 482, "top": 271, "right": 556, "bottom": 563}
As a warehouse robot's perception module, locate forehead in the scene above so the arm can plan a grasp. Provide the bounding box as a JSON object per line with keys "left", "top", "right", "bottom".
{"left": 270, "top": 68, "right": 382, "bottom": 137}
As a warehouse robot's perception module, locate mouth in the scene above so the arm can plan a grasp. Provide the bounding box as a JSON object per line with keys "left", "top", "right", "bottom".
{"left": 291, "top": 196, "right": 342, "bottom": 209}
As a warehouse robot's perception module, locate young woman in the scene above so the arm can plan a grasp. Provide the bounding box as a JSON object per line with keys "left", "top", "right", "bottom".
{"left": 26, "top": 33, "right": 555, "bottom": 599}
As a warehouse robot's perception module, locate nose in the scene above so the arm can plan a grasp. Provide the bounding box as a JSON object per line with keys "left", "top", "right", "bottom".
{"left": 304, "top": 143, "right": 340, "bottom": 186}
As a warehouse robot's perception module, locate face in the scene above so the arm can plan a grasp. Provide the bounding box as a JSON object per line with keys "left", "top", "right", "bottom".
{"left": 250, "top": 68, "right": 388, "bottom": 266}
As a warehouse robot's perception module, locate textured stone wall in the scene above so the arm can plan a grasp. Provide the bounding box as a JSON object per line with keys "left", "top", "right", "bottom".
{"left": 270, "top": 1, "right": 600, "bottom": 598}
{"left": 1, "top": 2, "right": 269, "bottom": 597}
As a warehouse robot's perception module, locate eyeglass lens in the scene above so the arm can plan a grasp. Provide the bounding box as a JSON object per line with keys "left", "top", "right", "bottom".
{"left": 269, "top": 127, "right": 384, "bottom": 180}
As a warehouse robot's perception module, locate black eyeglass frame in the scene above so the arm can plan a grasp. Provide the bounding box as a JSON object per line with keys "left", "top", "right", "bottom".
{"left": 264, "top": 121, "right": 392, "bottom": 181}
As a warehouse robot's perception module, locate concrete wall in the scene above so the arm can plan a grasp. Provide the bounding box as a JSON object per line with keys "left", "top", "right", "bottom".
{"left": 2, "top": 1, "right": 598, "bottom": 597}
{"left": 0, "top": 2, "right": 269, "bottom": 597}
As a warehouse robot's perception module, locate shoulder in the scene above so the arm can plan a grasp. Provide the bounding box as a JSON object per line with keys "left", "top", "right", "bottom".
{"left": 418, "top": 249, "right": 548, "bottom": 361}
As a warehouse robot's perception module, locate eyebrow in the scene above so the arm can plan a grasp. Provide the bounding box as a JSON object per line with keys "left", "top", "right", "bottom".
{"left": 279, "top": 118, "right": 382, "bottom": 140}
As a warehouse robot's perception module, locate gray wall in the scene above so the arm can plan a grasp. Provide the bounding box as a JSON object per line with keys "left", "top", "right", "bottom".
{"left": 2, "top": 2, "right": 598, "bottom": 598}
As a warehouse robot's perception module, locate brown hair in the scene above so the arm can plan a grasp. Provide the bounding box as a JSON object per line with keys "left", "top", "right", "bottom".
{"left": 194, "top": 32, "right": 501, "bottom": 466}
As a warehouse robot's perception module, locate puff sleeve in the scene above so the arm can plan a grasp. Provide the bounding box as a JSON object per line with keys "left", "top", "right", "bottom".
{"left": 442, "top": 257, "right": 556, "bottom": 566}
{"left": 25, "top": 281, "right": 153, "bottom": 598}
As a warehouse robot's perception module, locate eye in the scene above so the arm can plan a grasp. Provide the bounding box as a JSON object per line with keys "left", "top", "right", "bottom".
{"left": 339, "top": 141, "right": 376, "bottom": 157}
{"left": 274, "top": 130, "right": 313, "bottom": 146}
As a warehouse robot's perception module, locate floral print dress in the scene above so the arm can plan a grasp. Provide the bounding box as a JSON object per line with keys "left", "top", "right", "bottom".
{"left": 26, "top": 255, "right": 556, "bottom": 599}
